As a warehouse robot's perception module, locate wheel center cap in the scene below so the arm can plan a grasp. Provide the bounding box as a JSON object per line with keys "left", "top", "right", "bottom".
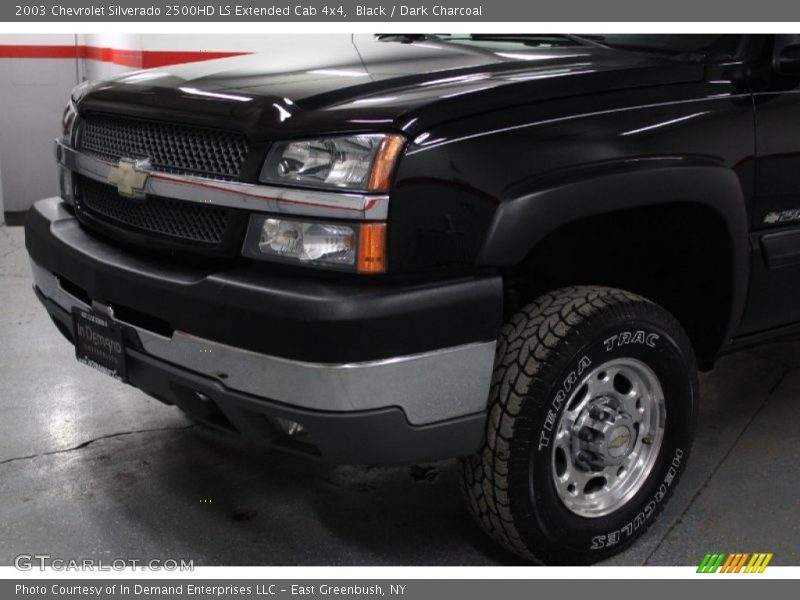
{"left": 572, "top": 396, "right": 637, "bottom": 468}
{"left": 607, "top": 425, "right": 633, "bottom": 458}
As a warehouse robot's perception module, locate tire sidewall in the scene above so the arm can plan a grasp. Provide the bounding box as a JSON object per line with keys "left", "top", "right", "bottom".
{"left": 510, "top": 308, "right": 697, "bottom": 562}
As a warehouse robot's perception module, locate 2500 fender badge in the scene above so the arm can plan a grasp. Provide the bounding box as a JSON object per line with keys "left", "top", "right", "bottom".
{"left": 764, "top": 209, "right": 800, "bottom": 224}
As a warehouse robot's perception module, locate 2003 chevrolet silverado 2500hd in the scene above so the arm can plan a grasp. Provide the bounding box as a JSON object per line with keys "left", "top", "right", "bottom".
{"left": 25, "top": 34, "right": 800, "bottom": 563}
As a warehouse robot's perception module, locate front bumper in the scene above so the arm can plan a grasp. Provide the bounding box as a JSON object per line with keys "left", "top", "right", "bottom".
{"left": 25, "top": 198, "right": 503, "bottom": 464}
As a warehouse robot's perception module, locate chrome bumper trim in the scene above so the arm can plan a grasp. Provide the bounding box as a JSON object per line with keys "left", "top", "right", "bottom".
{"left": 54, "top": 140, "right": 390, "bottom": 221}
{"left": 31, "top": 259, "right": 494, "bottom": 425}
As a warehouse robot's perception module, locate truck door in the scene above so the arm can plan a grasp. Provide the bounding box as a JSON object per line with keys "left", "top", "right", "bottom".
{"left": 740, "top": 34, "right": 800, "bottom": 334}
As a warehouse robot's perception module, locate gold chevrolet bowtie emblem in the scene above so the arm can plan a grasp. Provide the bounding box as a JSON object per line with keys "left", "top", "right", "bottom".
{"left": 107, "top": 157, "right": 151, "bottom": 199}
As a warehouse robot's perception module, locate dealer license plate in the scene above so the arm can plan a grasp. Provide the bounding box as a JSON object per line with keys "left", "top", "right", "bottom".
{"left": 72, "top": 307, "right": 128, "bottom": 382}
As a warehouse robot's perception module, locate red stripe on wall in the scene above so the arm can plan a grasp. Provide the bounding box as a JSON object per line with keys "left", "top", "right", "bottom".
{"left": 0, "top": 45, "right": 78, "bottom": 59}
{"left": 0, "top": 45, "right": 249, "bottom": 68}
{"left": 78, "top": 45, "right": 142, "bottom": 67}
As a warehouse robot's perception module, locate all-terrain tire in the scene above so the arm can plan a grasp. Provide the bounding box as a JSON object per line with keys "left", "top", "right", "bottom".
{"left": 460, "top": 286, "right": 699, "bottom": 564}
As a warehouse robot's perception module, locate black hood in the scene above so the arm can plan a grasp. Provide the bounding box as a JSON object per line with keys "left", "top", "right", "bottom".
{"left": 78, "top": 37, "right": 705, "bottom": 139}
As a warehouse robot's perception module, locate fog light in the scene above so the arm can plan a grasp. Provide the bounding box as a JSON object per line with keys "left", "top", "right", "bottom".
{"left": 243, "top": 215, "right": 387, "bottom": 273}
{"left": 260, "top": 218, "right": 355, "bottom": 265}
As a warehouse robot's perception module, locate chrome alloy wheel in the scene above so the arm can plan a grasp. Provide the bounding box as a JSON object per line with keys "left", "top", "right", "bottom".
{"left": 550, "top": 358, "right": 666, "bottom": 518}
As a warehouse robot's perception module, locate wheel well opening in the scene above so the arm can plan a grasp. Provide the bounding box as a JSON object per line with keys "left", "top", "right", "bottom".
{"left": 504, "top": 203, "right": 733, "bottom": 359}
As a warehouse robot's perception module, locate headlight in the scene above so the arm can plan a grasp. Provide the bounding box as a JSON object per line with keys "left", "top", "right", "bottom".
{"left": 243, "top": 215, "right": 387, "bottom": 273}
{"left": 260, "top": 133, "right": 405, "bottom": 192}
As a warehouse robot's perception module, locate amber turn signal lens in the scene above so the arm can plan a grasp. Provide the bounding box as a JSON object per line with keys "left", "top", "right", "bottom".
{"left": 367, "top": 134, "right": 405, "bottom": 193}
{"left": 357, "top": 223, "right": 387, "bottom": 273}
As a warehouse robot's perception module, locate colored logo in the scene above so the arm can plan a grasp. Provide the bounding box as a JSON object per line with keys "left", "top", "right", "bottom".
{"left": 697, "top": 552, "right": 773, "bottom": 573}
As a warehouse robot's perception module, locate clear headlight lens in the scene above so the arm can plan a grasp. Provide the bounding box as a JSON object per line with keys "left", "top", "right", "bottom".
{"left": 243, "top": 216, "right": 386, "bottom": 273}
{"left": 260, "top": 133, "right": 404, "bottom": 192}
{"left": 260, "top": 218, "right": 356, "bottom": 265}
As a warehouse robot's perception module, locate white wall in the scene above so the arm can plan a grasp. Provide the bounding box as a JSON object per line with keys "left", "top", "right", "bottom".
{"left": 77, "top": 33, "right": 142, "bottom": 81}
{"left": 0, "top": 35, "right": 79, "bottom": 213}
{"left": 0, "top": 34, "right": 358, "bottom": 214}
{"left": 77, "top": 34, "right": 356, "bottom": 80}
{"left": 0, "top": 155, "right": 5, "bottom": 222}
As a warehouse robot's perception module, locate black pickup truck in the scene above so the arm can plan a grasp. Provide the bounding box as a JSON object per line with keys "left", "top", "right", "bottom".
{"left": 24, "top": 33, "right": 800, "bottom": 564}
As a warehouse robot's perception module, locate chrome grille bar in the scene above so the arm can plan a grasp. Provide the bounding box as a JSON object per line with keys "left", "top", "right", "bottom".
{"left": 55, "top": 140, "right": 390, "bottom": 221}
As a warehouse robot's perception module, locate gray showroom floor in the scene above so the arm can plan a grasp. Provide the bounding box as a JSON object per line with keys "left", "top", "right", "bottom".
{"left": 1, "top": 220, "right": 799, "bottom": 566}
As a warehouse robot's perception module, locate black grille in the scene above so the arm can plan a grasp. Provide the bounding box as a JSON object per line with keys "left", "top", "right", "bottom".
{"left": 76, "top": 176, "right": 231, "bottom": 247}
{"left": 78, "top": 114, "right": 249, "bottom": 181}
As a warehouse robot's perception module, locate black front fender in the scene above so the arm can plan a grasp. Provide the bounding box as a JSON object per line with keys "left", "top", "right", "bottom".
{"left": 477, "top": 164, "right": 750, "bottom": 350}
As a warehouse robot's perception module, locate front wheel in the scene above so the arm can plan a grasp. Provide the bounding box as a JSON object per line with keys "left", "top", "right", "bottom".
{"left": 460, "top": 286, "right": 698, "bottom": 564}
